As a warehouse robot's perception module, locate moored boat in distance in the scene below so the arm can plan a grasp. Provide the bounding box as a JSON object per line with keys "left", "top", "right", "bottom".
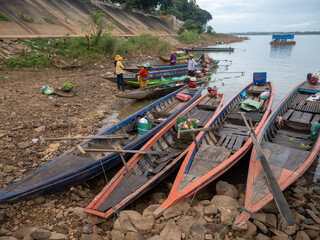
{"left": 85, "top": 88, "right": 225, "bottom": 219}
{"left": 154, "top": 74, "right": 274, "bottom": 215}
{"left": 236, "top": 79, "right": 320, "bottom": 226}
{"left": 0, "top": 86, "right": 203, "bottom": 202}
{"left": 185, "top": 47, "right": 234, "bottom": 52}
{"left": 270, "top": 34, "right": 296, "bottom": 45}
{"left": 158, "top": 55, "right": 188, "bottom": 62}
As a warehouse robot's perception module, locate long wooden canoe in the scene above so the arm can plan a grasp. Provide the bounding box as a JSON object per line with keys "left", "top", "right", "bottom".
{"left": 124, "top": 75, "right": 188, "bottom": 88}
{"left": 0, "top": 86, "right": 203, "bottom": 202}
{"left": 236, "top": 80, "right": 320, "bottom": 226}
{"left": 85, "top": 91, "right": 225, "bottom": 219}
{"left": 124, "top": 62, "right": 201, "bottom": 73}
{"left": 154, "top": 80, "right": 274, "bottom": 214}
{"left": 116, "top": 76, "right": 210, "bottom": 100}
{"left": 186, "top": 47, "right": 234, "bottom": 52}
{"left": 158, "top": 55, "right": 188, "bottom": 63}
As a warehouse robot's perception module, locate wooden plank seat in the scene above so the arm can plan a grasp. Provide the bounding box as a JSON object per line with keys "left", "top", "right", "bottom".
{"left": 190, "top": 110, "right": 216, "bottom": 128}
{"left": 227, "top": 107, "right": 264, "bottom": 123}
{"left": 216, "top": 133, "right": 248, "bottom": 151}
{"left": 246, "top": 84, "right": 271, "bottom": 94}
{"left": 152, "top": 100, "right": 185, "bottom": 118}
{"left": 198, "top": 96, "right": 220, "bottom": 110}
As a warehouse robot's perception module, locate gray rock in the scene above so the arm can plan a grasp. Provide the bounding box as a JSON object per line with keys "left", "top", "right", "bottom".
{"left": 17, "top": 142, "right": 30, "bottom": 149}
{"left": 177, "top": 215, "right": 196, "bottom": 236}
{"left": 111, "top": 231, "right": 125, "bottom": 240}
{"left": 296, "top": 206, "right": 305, "bottom": 215}
{"left": 216, "top": 181, "right": 239, "bottom": 199}
{"left": 87, "top": 215, "right": 107, "bottom": 225}
{"left": 253, "top": 220, "right": 268, "bottom": 234}
{"left": 304, "top": 218, "right": 315, "bottom": 225}
{"left": 255, "top": 233, "right": 271, "bottom": 240}
{"left": 304, "top": 229, "right": 319, "bottom": 239}
{"left": 0, "top": 229, "right": 9, "bottom": 236}
{"left": 191, "top": 205, "right": 204, "bottom": 218}
{"left": 211, "top": 195, "right": 240, "bottom": 212}
{"left": 295, "top": 231, "right": 310, "bottom": 240}
{"left": 72, "top": 207, "right": 86, "bottom": 218}
{"left": 253, "top": 213, "right": 277, "bottom": 228}
{"left": 163, "top": 206, "right": 182, "bottom": 219}
{"left": 114, "top": 210, "right": 155, "bottom": 232}
{"left": 243, "top": 221, "right": 257, "bottom": 238}
{"left": 143, "top": 204, "right": 160, "bottom": 217}
{"left": 80, "top": 233, "right": 103, "bottom": 240}
{"left": 220, "top": 208, "right": 237, "bottom": 225}
{"left": 126, "top": 232, "right": 140, "bottom": 240}
{"left": 269, "top": 228, "right": 290, "bottom": 239}
{"left": 206, "top": 224, "right": 229, "bottom": 238}
{"left": 204, "top": 205, "right": 218, "bottom": 216}
{"left": 0, "top": 213, "right": 8, "bottom": 224}
{"left": 174, "top": 200, "right": 191, "bottom": 213}
{"left": 34, "top": 196, "right": 46, "bottom": 204}
{"left": 0, "top": 237, "right": 18, "bottom": 240}
{"left": 48, "top": 232, "right": 68, "bottom": 240}
{"left": 152, "top": 192, "right": 166, "bottom": 203}
{"left": 31, "top": 229, "right": 51, "bottom": 239}
{"left": 13, "top": 227, "right": 38, "bottom": 238}
{"left": 306, "top": 209, "right": 320, "bottom": 224}
{"left": 149, "top": 235, "right": 165, "bottom": 240}
{"left": 160, "top": 219, "right": 182, "bottom": 240}
{"left": 277, "top": 217, "right": 297, "bottom": 236}
{"left": 190, "top": 222, "right": 206, "bottom": 238}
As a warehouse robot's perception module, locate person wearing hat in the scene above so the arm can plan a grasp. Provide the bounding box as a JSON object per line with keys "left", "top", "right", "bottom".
{"left": 138, "top": 63, "right": 151, "bottom": 88}
{"left": 187, "top": 53, "right": 196, "bottom": 76}
{"left": 170, "top": 51, "right": 177, "bottom": 66}
{"left": 114, "top": 55, "right": 125, "bottom": 91}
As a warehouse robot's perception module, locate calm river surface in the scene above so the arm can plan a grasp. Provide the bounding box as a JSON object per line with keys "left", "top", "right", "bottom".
{"left": 104, "top": 34, "right": 320, "bottom": 184}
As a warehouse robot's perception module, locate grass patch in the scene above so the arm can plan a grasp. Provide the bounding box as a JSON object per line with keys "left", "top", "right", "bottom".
{"left": 20, "top": 14, "right": 34, "bottom": 23}
{"left": 2, "top": 34, "right": 172, "bottom": 68}
{"left": 177, "top": 31, "right": 199, "bottom": 44}
{"left": 0, "top": 11, "right": 10, "bottom": 21}
{"left": 4, "top": 52, "right": 51, "bottom": 68}
{"left": 43, "top": 17, "right": 55, "bottom": 24}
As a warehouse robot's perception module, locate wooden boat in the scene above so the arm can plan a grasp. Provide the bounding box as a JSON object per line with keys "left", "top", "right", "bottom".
{"left": 124, "top": 75, "right": 188, "bottom": 88}
{"left": 270, "top": 34, "right": 296, "bottom": 45}
{"left": 85, "top": 91, "right": 225, "bottom": 219}
{"left": 236, "top": 80, "right": 320, "bottom": 226}
{"left": 158, "top": 55, "right": 188, "bottom": 63}
{"left": 154, "top": 80, "right": 274, "bottom": 214}
{"left": 124, "top": 62, "right": 201, "bottom": 73}
{"left": 186, "top": 47, "right": 234, "bottom": 52}
{"left": 116, "top": 76, "right": 210, "bottom": 100}
{"left": 0, "top": 86, "right": 203, "bottom": 202}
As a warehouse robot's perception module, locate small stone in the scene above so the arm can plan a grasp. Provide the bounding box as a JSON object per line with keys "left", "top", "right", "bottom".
{"left": 17, "top": 142, "right": 30, "bottom": 149}
{"left": 177, "top": 215, "right": 196, "bottom": 236}
{"left": 34, "top": 126, "right": 45, "bottom": 132}
{"left": 253, "top": 220, "right": 268, "bottom": 234}
{"left": 211, "top": 195, "right": 240, "bottom": 212}
{"left": 48, "top": 232, "right": 68, "bottom": 240}
{"left": 295, "top": 231, "right": 310, "bottom": 240}
{"left": 255, "top": 233, "right": 271, "bottom": 240}
{"left": 244, "top": 221, "right": 257, "bottom": 238}
{"left": 35, "top": 196, "right": 46, "bottom": 204}
{"left": 304, "top": 218, "right": 315, "bottom": 225}
{"left": 192, "top": 205, "right": 204, "bottom": 218}
{"left": 143, "top": 204, "right": 160, "bottom": 217}
{"left": 160, "top": 219, "right": 182, "bottom": 240}
{"left": 31, "top": 229, "right": 51, "bottom": 239}
{"left": 87, "top": 215, "right": 106, "bottom": 225}
{"left": 204, "top": 205, "right": 218, "bottom": 216}
{"left": 163, "top": 206, "right": 182, "bottom": 219}
{"left": 190, "top": 222, "right": 206, "bottom": 237}
{"left": 80, "top": 233, "right": 103, "bottom": 240}
{"left": 216, "top": 181, "right": 239, "bottom": 199}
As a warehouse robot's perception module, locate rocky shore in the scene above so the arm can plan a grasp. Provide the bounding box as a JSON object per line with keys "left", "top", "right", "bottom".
{"left": 1, "top": 175, "right": 320, "bottom": 240}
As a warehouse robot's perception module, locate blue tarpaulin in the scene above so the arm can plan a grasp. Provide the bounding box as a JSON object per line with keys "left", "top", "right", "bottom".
{"left": 272, "top": 34, "right": 294, "bottom": 40}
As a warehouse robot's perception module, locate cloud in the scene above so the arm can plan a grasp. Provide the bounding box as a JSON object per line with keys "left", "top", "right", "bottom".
{"left": 196, "top": 0, "right": 320, "bottom": 32}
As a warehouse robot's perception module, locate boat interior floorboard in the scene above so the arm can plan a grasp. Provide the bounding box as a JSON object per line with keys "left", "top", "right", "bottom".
{"left": 97, "top": 173, "right": 149, "bottom": 212}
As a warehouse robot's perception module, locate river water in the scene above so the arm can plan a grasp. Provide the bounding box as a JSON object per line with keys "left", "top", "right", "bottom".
{"left": 104, "top": 34, "right": 320, "bottom": 185}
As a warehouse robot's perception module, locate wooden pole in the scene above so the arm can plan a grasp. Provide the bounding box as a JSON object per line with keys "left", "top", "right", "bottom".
{"left": 40, "top": 134, "right": 129, "bottom": 143}
{"left": 79, "top": 148, "right": 169, "bottom": 156}
{"left": 239, "top": 112, "right": 295, "bottom": 226}
{"left": 186, "top": 120, "right": 200, "bottom": 150}
{"left": 116, "top": 144, "right": 130, "bottom": 173}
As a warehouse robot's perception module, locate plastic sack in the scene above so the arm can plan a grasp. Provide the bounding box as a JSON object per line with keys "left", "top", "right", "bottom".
{"left": 175, "top": 117, "right": 198, "bottom": 135}
{"left": 308, "top": 122, "right": 320, "bottom": 139}
{"left": 172, "top": 75, "right": 187, "bottom": 81}
{"left": 260, "top": 91, "right": 270, "bottom": 100}
{"left": 240, "top": 91, "right": 247, "bottom": 99}
{"left": 41, "top": 86, "right": 53, "bottom": 95}
{"left": 239, "top": 99, "right": 261, "bottom": 111}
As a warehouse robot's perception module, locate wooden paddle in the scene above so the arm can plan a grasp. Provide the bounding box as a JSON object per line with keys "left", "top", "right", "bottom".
{"left": 239, "top": 112, "right": 295, "bottom": 226}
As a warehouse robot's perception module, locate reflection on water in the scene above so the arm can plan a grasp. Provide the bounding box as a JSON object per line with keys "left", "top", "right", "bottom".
{"left": 270, "top": 45, "right": 294, "bottom": 58}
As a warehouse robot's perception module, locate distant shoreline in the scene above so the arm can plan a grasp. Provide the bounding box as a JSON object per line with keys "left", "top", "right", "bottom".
{"left": 230, "top": 31, "right": 320, "bottom": 36}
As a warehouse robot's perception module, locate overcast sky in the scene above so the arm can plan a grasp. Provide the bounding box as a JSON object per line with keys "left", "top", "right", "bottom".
{"left": 196, "top": 0, "right": 320, "bottom": 33}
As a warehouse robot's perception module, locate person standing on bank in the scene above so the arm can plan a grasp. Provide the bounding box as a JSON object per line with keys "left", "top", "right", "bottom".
{"left": 170, "top": 51, "right": 177, "bottom": 66}
{"left": 138, "top": 63, "right": 151, "bottom": 88}
{"left": 115, "top": 55, "right": 125, "bottom": 91}
{"left": 187, "top": 53, "right": 196, "bottom": 76}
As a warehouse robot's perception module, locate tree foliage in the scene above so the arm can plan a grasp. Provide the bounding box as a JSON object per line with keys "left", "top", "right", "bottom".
{"left": 107, "top": 0, "right": 212, "bottom": 33}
